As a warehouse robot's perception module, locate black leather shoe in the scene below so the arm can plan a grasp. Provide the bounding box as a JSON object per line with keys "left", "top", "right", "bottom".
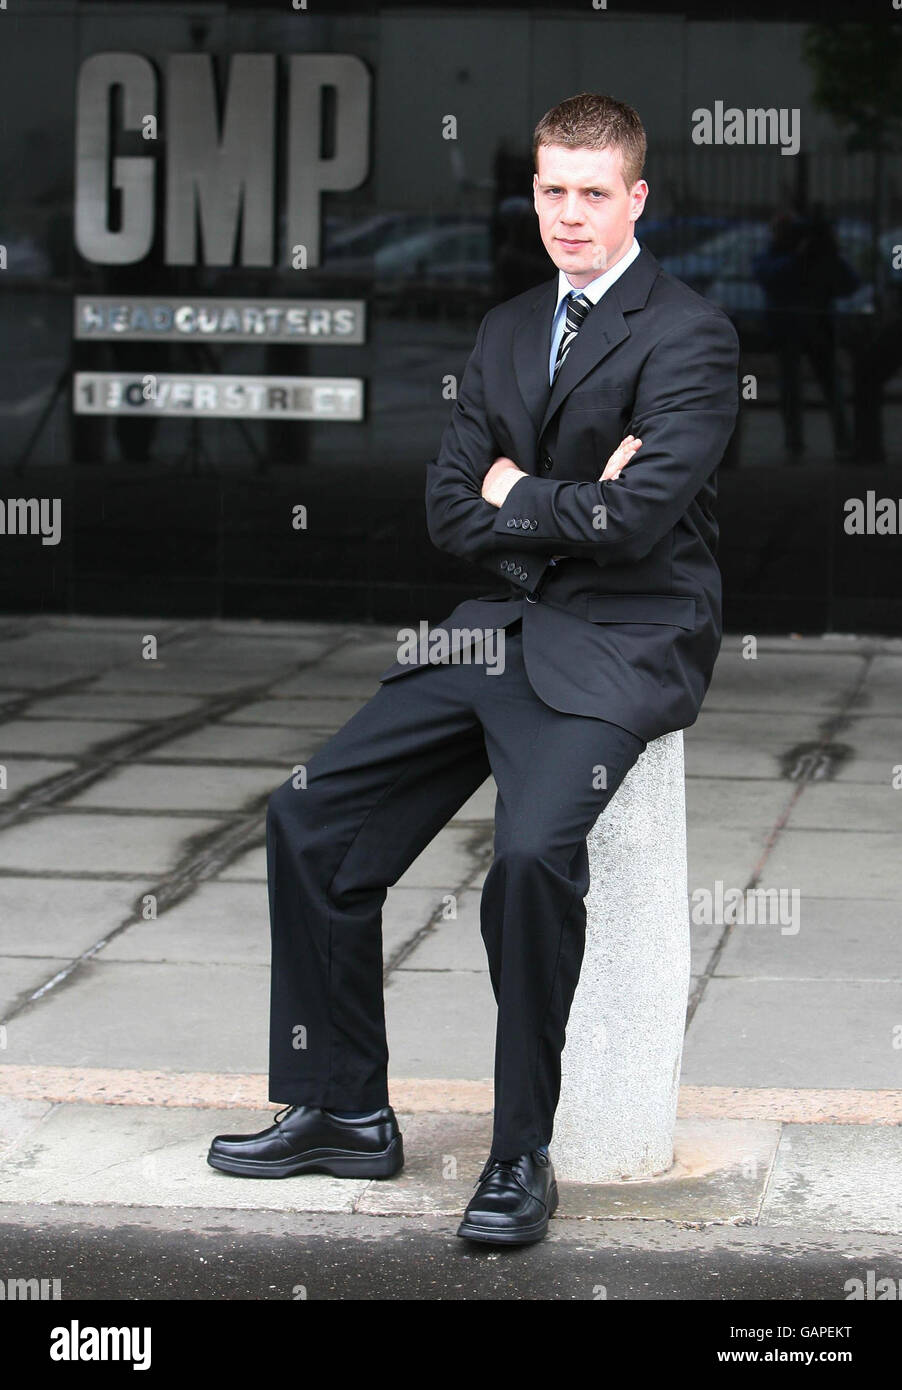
{"left": 207, "top": 1104, "right": 403, "bottom": 1179}
{"left": 456, "top": 1149, "right": 558, "bottom": 1245}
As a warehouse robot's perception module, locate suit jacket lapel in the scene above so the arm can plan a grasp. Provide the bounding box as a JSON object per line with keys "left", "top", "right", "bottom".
{"left": 529, "top": 244, "right": 661, "bottom": 442}
{"left": 512, "top": 278, "right": 557, "bottom": 434}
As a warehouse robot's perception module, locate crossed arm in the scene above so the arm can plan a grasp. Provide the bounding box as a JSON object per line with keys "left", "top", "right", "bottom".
{"left": 425, "top": 307, "right": 740, "bottom": 575}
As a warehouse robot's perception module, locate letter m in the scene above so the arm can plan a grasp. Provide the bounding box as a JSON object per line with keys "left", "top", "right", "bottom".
{"left": 746, "top": 108, "right": 778, "bottom": 145}
{"left": 8, "top": 1278, "right": 39, "bottom": 1300}
{"left": 6, "top": 499, "right": 39, "bottom": 535}
{"left": 166, "top": 55, "right": 275, "bottom": 265}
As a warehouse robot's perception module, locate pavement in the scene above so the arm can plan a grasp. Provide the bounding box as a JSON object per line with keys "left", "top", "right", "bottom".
{"left": 0, "top": 613, "right": 901, "bottom": 1301}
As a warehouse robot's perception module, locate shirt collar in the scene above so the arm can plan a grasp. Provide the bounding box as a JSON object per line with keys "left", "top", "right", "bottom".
{"left": 554, "top": 236, "right": 641, "bottom": 317}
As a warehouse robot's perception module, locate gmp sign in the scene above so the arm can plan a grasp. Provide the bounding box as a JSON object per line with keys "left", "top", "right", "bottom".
{"left": 75, "top": 52, "right": 371, "bottom": 268}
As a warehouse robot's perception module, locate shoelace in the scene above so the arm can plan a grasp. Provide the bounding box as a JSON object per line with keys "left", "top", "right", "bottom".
{"left": 273, "top": 1104, "right": 296, "bottom": 1126}
{"left": 475, "top": 1156, "right": 519, "bottom": 1186}
{"left": 475, "top": 1153, "right": 550, "bottom": 1209}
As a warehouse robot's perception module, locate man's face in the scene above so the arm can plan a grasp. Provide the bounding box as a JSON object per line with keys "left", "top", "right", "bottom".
{"left": 533, "top": 143, "right": 648, "bottom": 288}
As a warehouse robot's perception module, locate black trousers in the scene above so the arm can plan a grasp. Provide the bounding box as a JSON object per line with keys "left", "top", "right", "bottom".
{"left": 265, "top": 620, "right": 645, "bottom": 1158}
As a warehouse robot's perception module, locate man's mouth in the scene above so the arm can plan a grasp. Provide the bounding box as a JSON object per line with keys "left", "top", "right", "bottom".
{"left": 556, "top": 237, "right": 589, "bottom": 248}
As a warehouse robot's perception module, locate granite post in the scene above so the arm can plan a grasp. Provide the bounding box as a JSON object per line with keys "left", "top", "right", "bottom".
{"left": 552, "top": 730, "right": 690, "bottom": 1182}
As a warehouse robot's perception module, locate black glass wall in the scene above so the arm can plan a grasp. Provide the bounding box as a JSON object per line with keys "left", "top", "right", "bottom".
{"left": 1, "top": 3, "right": 900, "bottom": 631}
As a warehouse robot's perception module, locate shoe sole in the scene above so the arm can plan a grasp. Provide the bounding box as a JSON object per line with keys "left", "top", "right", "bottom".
{"left": 455, "top": 1180, "right": 559, "bottom": 1245}
{"left": 206, "top": 1133, "right": 404, "bottom": 1180}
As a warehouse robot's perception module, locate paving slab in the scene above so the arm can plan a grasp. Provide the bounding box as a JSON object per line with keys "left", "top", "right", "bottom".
{"left": 0, "top": 1102, "right": 367, "bottom": 1211}
{"left": 208, "top": 619, "right": 353, "bottom": 641}
{"left": 0, "top": 812, "right": 221, "bottom": 875}
{"left": 139, "top": 723, "right": 333, "bottom": 765}
{"left": 354, "top": 1109, "right": 494, "bottom": 1216}
{"left": 786, "top": 781, "right": 902, "bottom": 832}
{"left": 0, "top": 666, "right": 100, "bottom": 691}
{"left": 555, "top": 1116, "right": 781, "bottom": 1223}
{"left": 0, "top": 629, "right": 150, "bottom": 664}
{"left": 704, "top": 649, "right": 865, "bottom": 713}
{"left": 394, "top": 825, "right": 489, "bottom": 891}
{"left": 0, "top": 1096, "right": 55, "bottom": 1155}
{"left": 305, "top": 639, "right": 407, "bottom": 678}
{"left": 0, "top": 960, "right": 269, "bottom": 1073}
{"left": 217, "top": 842, "right": 267, "bottom": 880}
{"left": 236, "top": 1108, "right": 780, "bottom": 1225}
{"left": 385, "top": 969, "right": 496, "bottom": 1080}
{"left": 139, "top": 634, "right": 326, "bottom": 671}
{"left": 686, "top": 825, "right": 768, "bottom": 894}
{"left": 85, "top": 635, "right": 327, "bottom": 693}
{"left": 760, "top": 1124, "right": 902, "bottom": 1235}
{"left": 685, "top": 777, "right": 791, "bottom": 829}
{"left": 833, "top": 717, "right": 902, "bottom": 784}
{"left": 757, "top": 830, "right": 902, "bottom": 899}
{"left": 0, "top": 956, "right": 73, "bottom": 1016}
{"left": 65, "top": 763, "right": 276, "bottom": 813}
{"left": 381, "top": 885, "right": 453, "bottom": 961}
{"left": 683, "top": 712, "right": 823, "bottom": 780}
{"left": 269, "top": 671, "right": 386, "bottom": 698}
{"left": 222, "top": 697, "right": 366, "bottom": 727}
{"left": 0, "top": 718, "right": 139, "bottom": 756}
{"left": 859, "top": 655, "right": 902, "bottom": 715}
{"left": 94, "top": 881, "right": 271, "bottom": 966}
{"left": 0, "top": 758, "right": 74, "bottom": 798}
{"left": 689, "top": 914, "right": 724, "bottom": 978}
{"left": 0, "top": 877, "right": 139, "bottom": 958}
{"left": 23, "top": 692, "right": 203, "bottom": 721}
{"left": 398, "top": 889, "right": 486, "bottom": 972}
{"left": 682, "top": 979, "right": 902, "bottom": 1089}
{"left": 716, "top": 897, "right": 902, "bottom": 980}
{"left": 87, "top": 668, "right": 273, "bottom": 695}
{"left": 751, "top": 636, "right": 874, "bottom": 654}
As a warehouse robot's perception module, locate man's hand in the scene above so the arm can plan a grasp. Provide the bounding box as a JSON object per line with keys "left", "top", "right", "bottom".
{"left": 481, "top": 456, "right": 527, "bottom": 508}
{"left": 600, "top": 434, "right": 642, "bottom": 481}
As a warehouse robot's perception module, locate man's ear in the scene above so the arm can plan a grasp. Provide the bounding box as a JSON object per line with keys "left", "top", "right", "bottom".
{"left": 629, "top": 179, "right": 649, "bottom": 220}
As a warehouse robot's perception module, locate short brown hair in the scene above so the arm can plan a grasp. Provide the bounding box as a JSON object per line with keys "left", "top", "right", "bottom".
{"left": 532, "top": 93, "right": 646, "bottom": 188}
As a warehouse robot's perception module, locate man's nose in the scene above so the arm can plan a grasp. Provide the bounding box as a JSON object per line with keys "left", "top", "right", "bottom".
{"left": 558, "top": 198, "right": 585, "bottom": 224}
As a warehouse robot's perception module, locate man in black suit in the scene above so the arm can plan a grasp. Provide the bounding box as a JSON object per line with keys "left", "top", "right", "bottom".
{"left": 208, "top": 93, "right": 739, "bottom": 1245}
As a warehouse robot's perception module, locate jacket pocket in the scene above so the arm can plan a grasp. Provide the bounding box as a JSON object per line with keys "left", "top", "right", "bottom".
{"left": 585, "top": 593, "right": 697, "bottom": 629}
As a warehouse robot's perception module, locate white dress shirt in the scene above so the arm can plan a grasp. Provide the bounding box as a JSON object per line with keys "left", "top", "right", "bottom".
{"left": 548, "top": 236, "right": 641, "bottom": 383}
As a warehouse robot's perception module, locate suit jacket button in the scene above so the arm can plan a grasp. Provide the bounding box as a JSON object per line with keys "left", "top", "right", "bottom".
{"left": 521, "top": 569, "right": 528, "bottom": 580}
{"left": 529, "top": 520, "right": 538, "bottom": 529}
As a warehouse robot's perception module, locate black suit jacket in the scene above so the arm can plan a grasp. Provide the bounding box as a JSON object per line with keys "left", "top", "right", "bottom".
{"left": 378, "top": 244, "right": 740, "bottom": 742}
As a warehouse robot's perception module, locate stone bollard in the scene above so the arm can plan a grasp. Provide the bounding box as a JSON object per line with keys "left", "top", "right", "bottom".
{"left": 552, "top": 730, "right": 690, "bottom": 1183}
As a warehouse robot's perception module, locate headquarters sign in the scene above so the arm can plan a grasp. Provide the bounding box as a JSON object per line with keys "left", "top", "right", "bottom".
{"left": 74, "top": 298, "right": 366, "bottom": 343}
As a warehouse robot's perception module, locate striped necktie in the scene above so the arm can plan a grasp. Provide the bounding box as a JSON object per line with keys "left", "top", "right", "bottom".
{"left": 552, "top": 291, "right": 593, "bottom": 382}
